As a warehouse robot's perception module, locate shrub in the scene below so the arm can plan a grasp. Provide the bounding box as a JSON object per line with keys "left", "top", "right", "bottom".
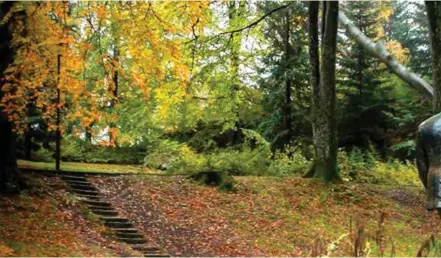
{"left": 338, "top": 148, "right": 419, "bottom": 186}
{"left": 268, "top": 143, "right": 311, "bottom": 176}
{"left": 31, "top": 146, "right": 54, "bottom": 162}
{"left": 144, "top": 139, "right": 206, "bottom": 173}
{"left": 61, "top": 136, "right": 144, "bottom": 164}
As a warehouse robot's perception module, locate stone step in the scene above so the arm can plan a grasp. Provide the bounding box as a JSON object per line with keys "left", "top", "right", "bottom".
{"left": 144, "top": 254, "right": 169, "bottom": 257}
{"left": 119, "top": 237, "right": 147, "bottom": 245}
{"left": 131, "top": 245, "right": 160, "bottom": 252}
{"left": 142, "top": 250, "right": 164, "bottom": 255}
{"left": 64, "top": 179, "right": 90, "bottom": 185}
{"left": 90, "top": 206, "right": 115, "bottom": 211}
{"left": 105, "top": 221, "right": 134, "bottom": 228}
{"left": 91, "top": 209, "right": 118, "bottom": 216}
{"left": 100, "top": 217, "right": 129, "bottom": 223}
{"left": 72, "top": 189, "right": 100, "bottom": 196}
{"left": 113, "top": 228, "right": 139, "bottom": 234}
{"left": 84, "top": 200, "right": 112, "bottom": 207}
{"left": 61, "top": 175, "right": 87, "bottom": 182}
{"left": 116, "top": 232, "right": 144, "bottom": 239}
{"left": 68, "top": 183, "right": 97, "bottom": 191}
{"left": 77, "top": 194, "right": 101, "bottom": 200}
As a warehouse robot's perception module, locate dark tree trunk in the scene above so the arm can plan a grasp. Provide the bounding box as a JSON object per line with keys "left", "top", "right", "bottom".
{"left": 283, "top": 8, "right": 293, "bottom": 134}
{"left": 24, "top": 128, "right": 32, "bottom": 160}
{"left": 227, "top": 1, "right": 246, "bottom": 144}
{"left": 426, "top": 1, "right": 441, "bottom": 112}
{"left": 306, "top": 1, "right": 340, "bottom": 182}
{"left": 0, "top": 2, "right": 23, "bottom": 194}
{"left": 109, "top": 43, "right": 119, "bottom": 146}
{"left": 56, "top": 54, "right": 61, "bottom": 172}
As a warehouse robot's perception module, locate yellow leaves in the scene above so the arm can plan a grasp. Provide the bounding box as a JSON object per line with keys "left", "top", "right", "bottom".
{"left": 2, "top": 1, "right": 209, "bottom": 135}
{"left": 0, "top": 241, "right": 14, "bottom": 256}
{"left": 96, "top": 5, "right": 106, "bottom": 20}
{"left": 385, "top": 40, "right": 410, "bottom": 64}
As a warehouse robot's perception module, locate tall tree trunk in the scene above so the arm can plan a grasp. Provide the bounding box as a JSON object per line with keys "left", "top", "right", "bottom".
{"left": 228, "top": 0, "right": 245, "bottom": 143}
{"left": 426, "top": 1, "right": 441, "bottom": 112}
{"left": 109, "top": 42, "right": 119, "bottom": 146}
{"left": 55, "top": 53, "right": 61, "bottom": 172}
{"left": 24, "top": 128, "right": 32, "bottom": 160}
{"left": 283, "top": 8, "right": 292, "bottom": 134}
{"left": 0, "top": 2, "right": 23, "bottom": 194}
{"left": 307, "top": 1, "right": 340, "bottom": 182}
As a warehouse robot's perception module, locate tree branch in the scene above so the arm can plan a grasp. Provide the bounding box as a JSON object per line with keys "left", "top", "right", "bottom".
{"left": 338, "top": 10, "right": 434, "bottom": 98}
{"left": 186, "top": 3, "right": 292, "bottom": 44}
{"left": 218, "top": 3, "right": 292, "bottom": 36}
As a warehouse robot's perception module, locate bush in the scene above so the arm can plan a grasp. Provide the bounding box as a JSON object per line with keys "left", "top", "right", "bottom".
{"left": 31, "top": 146, "right": 54, "bottom": 162}
{"left": 61, "top": 136, "right": 144, "bottom": 164}
{"left": 338, "top": 148, "right": 419, "bottom": 185}
{"left": 268, "top": 144, "right": 311, "bottom": 176}
{"left": 144, "top": 130, "right": 273, "bottom": 175}
{"left": 144, "top": 139, "right": 206, "bottom": 172}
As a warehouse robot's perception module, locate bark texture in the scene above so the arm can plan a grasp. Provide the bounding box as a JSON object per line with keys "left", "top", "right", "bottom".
{"left": 307, "top": 1, "right": 339, "bottom": 181}
{"left": 426, "top": 1, "right": 441, "bottom": 112}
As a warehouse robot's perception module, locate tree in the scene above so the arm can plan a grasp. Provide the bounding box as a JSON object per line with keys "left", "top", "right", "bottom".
{"left": 0, "top": 2, "right": 24, "bottom": 194}
{"left": 337, "top": 1, "right": 394, "bottom": 152}
{"left": 256, "top": 2, "right": 310, "bottom": 149}
{"left": 390, "top": 1, "right": 431, "bottom": 78}
{"left": 338, "top": 11, "right": 433, "bottom": 100}
{"left": 426, "top": 1, "right": 441, "bottom": 112}
{"left": 306, "top": 1, "right": 340, "bottom": 181}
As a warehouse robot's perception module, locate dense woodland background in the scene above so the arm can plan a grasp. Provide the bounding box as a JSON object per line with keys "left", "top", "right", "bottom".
{"left": 0, "top": 0, "right": 439, "bottom": 190}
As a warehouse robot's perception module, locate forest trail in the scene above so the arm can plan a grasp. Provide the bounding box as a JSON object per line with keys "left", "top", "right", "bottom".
{"left": 61, "top": 174, "right": 169, "bottom": 257}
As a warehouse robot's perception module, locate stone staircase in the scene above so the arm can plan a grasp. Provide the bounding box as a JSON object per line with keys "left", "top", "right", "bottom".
{"left": 61, "top": 175, "right": 168, "bottom": 257}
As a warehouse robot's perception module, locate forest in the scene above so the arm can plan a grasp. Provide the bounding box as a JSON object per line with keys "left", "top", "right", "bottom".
{"left": 1, "top": 0, "right": 441, "bottom": 257}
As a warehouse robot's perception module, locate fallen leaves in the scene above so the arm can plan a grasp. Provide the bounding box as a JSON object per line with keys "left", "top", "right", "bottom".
{"left": 0, "top": 175, "right": 138, "bottom": 257}
{"left": 91, "top": 175, "right": 438, "bottom": 257}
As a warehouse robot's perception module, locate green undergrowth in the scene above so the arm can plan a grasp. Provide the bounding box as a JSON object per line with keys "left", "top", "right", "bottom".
{"left": 30, "top": 135, "right": 145, "bottom": 164}
{"left": 18, "top": 159, "right": 160, "bottom": 174}
{"left": 143, "top": 137, "right": 419, "bottom": 187}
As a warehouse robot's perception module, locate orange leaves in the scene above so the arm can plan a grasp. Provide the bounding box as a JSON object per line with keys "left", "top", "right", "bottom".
{"left": 385, "top": 40, "right": 410, "bottom": 64}
{"left": 0, "top": 241, "right": 14, "bottom": 256}
{"left": 1, "top": 1, "right": 209, "bottom": 139}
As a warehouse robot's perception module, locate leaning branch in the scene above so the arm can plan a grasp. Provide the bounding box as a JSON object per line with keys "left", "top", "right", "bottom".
{"left": 338, "top": 11, "right": 434, "bottom": 98}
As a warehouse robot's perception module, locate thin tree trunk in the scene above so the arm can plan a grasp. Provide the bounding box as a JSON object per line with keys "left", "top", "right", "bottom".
{"left": 283, "top": 8, "right": 292, "bottom": 134}
{"left": 228, "top": 0, "right": 245, "bottom": 143}
{"left": 338, "top": 10, "right": 434, "bottom": 99}
{"left": 56, "top": 53, "right": 61, "bottom": 172}
{"left": 307, "top": 1, "right": 340, "bottom": 181}
{"left": 426, "top": 1, "right": 441, "bottom": 112}
{"left": 109, "top": 42, "right": 119, "bottom": 146}
{"left": 305, "top": 1, "right": 319, "bottom": 178}
{"left": 24, "top": 128, "right": 32, "bottom": 160}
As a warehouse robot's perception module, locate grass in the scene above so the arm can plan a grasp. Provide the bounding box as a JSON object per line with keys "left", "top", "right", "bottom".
{"left": 18, "top": 159, "right": 161, "bottom": 174}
